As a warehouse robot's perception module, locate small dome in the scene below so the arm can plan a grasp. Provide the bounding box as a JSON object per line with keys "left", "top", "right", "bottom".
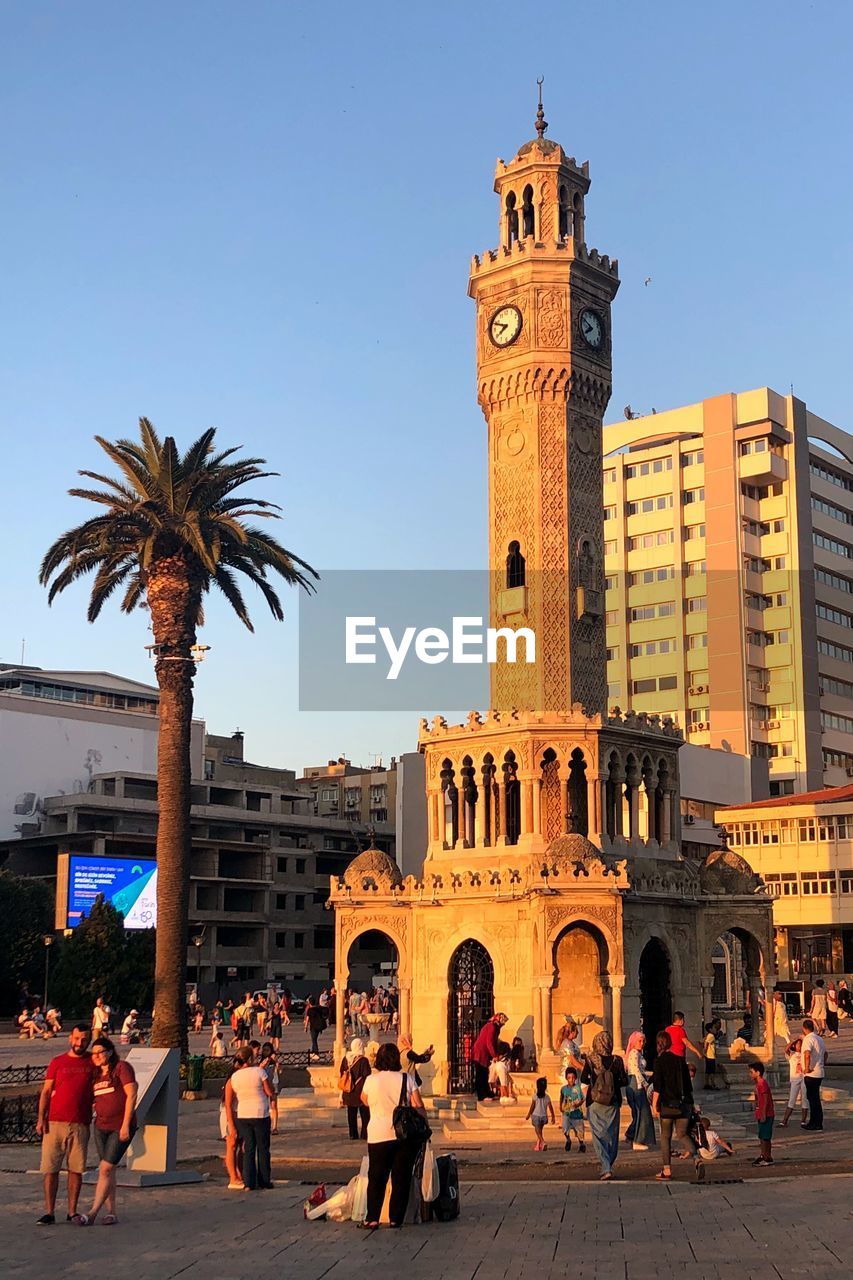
{"left": 516, "top": 137, "right": 563, "bottom": 159}
{"left": 547, "top": 833, "right": 601, "bottom": 862}
{"left": 343, "top": 846, "right": 403, "bottom": 890}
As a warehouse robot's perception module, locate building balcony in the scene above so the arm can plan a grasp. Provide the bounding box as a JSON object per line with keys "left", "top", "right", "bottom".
{"left": 739, "top": 451, "right": 787, "bottom": 485}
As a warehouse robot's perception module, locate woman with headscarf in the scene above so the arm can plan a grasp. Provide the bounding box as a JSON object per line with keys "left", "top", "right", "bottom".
{"left": 624, "top": 1030, "right": 655, "bottom": 1150}
{"left": 340, "top": 1037, "right": 372, "bottom": 1140}
{"left": 397, "top": 1033, "right": 434, "bottom": 1088}
{"left": 580, "top": 1031, "right": 628, "bottom": 1181}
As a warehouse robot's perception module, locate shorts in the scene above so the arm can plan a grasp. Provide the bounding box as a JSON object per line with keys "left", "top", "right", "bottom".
{"left": 562, "top": 1114, "right": 584, "bottom": 1138}
{"left": 704, "top": 1058, "right": 716, "bottom": 1075}
{"left": 788, "top": 1078, "right": 805, "bottom": 1109}
{"left": 94, "top": 1125, "right": 136, "bottom": 1165}
{"left": 40, "top": 1121, "right": 90, "bottom": 1175}
{"left": 757, "top": 1118, "right": 774, "bottom": 1141}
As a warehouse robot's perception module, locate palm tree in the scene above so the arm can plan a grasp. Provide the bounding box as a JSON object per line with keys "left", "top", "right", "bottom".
{"left": 40, "top": 419, "right": 317, "bottom": 1050}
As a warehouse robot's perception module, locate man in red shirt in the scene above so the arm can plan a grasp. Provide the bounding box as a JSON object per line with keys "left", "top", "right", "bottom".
{"left": 471, "top": 1012, "right": 508, "bottom": 1100}
{"left": 36, "top": 1024, "right": 95, "bottom": 1224}
{"left": 664, "top": 1011, "right": 702, "bottom": 1063}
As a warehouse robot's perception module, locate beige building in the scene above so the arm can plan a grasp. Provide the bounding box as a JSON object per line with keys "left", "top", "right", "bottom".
{"left": 602, "top": 392, "right": 853, "bottom": 797}
{"left": 326, "top": 110, "right": 775, "bottom": 1094}
{"left": 295, "top": 757, "right": 398, "bottom": 827}
{"left": 720, "top": 782, "right": 853, "bottom": 984}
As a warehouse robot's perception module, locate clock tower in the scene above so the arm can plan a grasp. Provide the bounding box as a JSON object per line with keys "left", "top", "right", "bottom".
{"left": 469, "top": 96, "right": 619, "bottom": 715}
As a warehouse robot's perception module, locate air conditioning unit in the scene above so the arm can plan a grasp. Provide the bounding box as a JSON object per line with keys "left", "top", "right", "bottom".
{"left": 846, "top": 766, "right": 853, "bottom": 777}
{"left": 768, "top": 719, "right": 781, "bottom": 729}
{"left": 684, "top": 814, "right": 695, "bottom": 825}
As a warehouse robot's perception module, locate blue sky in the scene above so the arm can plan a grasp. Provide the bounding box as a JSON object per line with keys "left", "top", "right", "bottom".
{"left": 2, "top": 1, "right": 851, "bottom": 773}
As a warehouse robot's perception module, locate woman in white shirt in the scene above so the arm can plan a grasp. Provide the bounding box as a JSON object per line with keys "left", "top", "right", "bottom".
{"left": 224, "top": 1046, "right": 276, "bottom": 1190}
{"left": 359, "top": 1042, "right": 427, "bottom": 1228}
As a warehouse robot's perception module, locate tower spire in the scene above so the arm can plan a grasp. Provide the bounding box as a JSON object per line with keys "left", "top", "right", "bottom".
{"left": 535, "top": 76, "right": 547, "bottom": 139}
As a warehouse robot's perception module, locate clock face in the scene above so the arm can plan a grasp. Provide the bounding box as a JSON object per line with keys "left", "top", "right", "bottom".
{"left": 579, "top": 308, "right": 605, "bottom": 350}
{"left": 489, "top": 305, "right": 523, "bottom": 349}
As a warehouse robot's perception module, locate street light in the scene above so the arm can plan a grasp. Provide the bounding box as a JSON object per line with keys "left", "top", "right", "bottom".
{"left": 43, "top": 934, "right": 54, "bottom": 1008}
{"left": 191, "top": 930, "right": 205, "bottom": 999}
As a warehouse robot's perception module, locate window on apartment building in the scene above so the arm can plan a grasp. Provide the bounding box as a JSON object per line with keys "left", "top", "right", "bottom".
{"left": 275, "top": 932, "right": 288, "bottom": 948}
{"left": 823, "top": 747, "right": 853, "bottom": 770}
{"left": 687, "top": 633, "right": 708, "bottom": 649}
{"left": 687, "top": 708, "right": 709, "bottom": 726}
{"left": 819, "top": 638, "right": 853, "bottom": 664}
{"left": 816, "top": 567, "right": 853, "bottom": 594}
{"left": 771, "top": 519, "right": 786, "bottom": 533}
{"left": 295, "top": 858, "right": 306, "bottom": 874}
{"left": 812, "top": 495, "right": 853, "bottom": 526}
{"left": 812, "top": 459, "right": 853, "bottom": 491}
{"left": 685, "top": 560, "right": 706, "bottom": 576}
{"left": 683, "top": 488, "right": 705, "bottom": 504}
{"left": 293, "top": 933, "right": 305, "bottom": 949}
{"left": 821, "top": 675, "right": 853, "bottom": 699}
{"left": 801, "top": 871, "right": 838, "bottom": 896}
{"left": 814, "top": 531, "right": 853, "bottom": 559}
{"left": 314, "top": 927, "right": 334, "bottom": 949}
{"left": 604, "top": 506, "right": 617, "bottom": 521}
{"left": 683, "top": 524, "right": 705, "bottom": 540}
{"left": 630, "top": 602, "right": 675, "bottom": 621}
{"left": 604, "top": 575, "right": 617, "bottom": 591}
{"left": 607, "top": 682, "right": 621, "bottom": 700}
{"left": 627, "top": 496, "right": 673, "bottom": 515}
{"left": 627, "top": 530, "right": 675, "bottom": 550}
{"left": 625, "top": 458, "right": 673, "bottom": 478}
{"left": 629, "top": 567, "right": 675, "bottom": 586}
{"left": 764, "top": 874, "right": 783, "bottom": 897}
{"left": 275, "top": 893, "right": 288, "bottom": 910}
{"left": 681, "top": 450, "right": 704, "bottom": 467}
{"left": 817, "top": 603, "right": 853, "bottom": 629}
{"left": 605, "top": 610, "right": 619, "bottom": 625}
{"left": 603, "top": 469, "right": 615, "bottom": 484}
{"left": 632, "top": 679, "right": 656, "bottom": 695}
{"left": 606, "top": 647, "right": 619, "bottom": 661}
{"left": 740, "top": 483, "right": 768, "bottom": 501}
{"left": 604, "top": 540, "right": 617, "bottom": 555}
{"left": 823, "top": 711, "right": 853, "bottom": 734}
{"left": 686, "top": 597, "right": 707, "bottom": 613}
{"left": 276, "top": 857, "right": 288, "bottom": 873}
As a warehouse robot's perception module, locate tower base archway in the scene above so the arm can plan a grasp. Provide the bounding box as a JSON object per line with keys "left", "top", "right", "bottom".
{"left": 639, "top": 937, "right": 673, "bottom": 1059}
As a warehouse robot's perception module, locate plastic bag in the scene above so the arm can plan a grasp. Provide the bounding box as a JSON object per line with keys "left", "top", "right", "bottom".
{"left": 322, "top": 1179, "right": 357, "bottom": 1222}
{"left": 422, "top": 1142, "right": 438, "bottom": 1202}
{"left": 351, "top": 1156, "right": 369, "bottom": 1223}
{"left": 303, "top": 1183, "right": 327, "bottom": 1219}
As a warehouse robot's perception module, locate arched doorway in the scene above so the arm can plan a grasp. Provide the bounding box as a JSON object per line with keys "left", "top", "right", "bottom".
{"left": 551, "top": 923, "right": 607, "bottom": 1048}
{"left": 639, "top": 937, "right": 672, "bottom": 1059}
{"left": 346, "top": 930, "right": 399, "bottom": 1039}
{"left": 448, "top": 940, "right": 494, "bottom": 1094}
{"left": 710, "top": 927, "right": 764, "bottom": 1043}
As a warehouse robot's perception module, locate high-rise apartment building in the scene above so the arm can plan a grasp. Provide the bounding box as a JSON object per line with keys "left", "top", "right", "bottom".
{"left": 602, "top": 388, "right": 853, "bottom": 797}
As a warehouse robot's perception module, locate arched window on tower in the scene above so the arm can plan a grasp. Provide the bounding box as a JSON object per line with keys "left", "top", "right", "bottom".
{"left": 506, "top": 541, "right": 526, "bottom": 589}
{"left": 558, "top": 185, "right": 571, "bottom": 240}
{"left": 572, "top": 192, "right": 585, "bottom": 244}
{"left": 522, "top": 185, "right": 535, "bottom": 239}
{"left": 505, "top": 192, "right": 519, "bottom": 246}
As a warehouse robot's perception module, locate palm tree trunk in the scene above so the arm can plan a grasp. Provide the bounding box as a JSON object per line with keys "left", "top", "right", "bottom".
{"left": 148, "top": 557, "right": 200, "bottom": 1052}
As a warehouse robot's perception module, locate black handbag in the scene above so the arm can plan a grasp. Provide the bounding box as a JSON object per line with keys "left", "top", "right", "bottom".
{"left": 393, "top": 1072, "right": 432, "bottom": 1143}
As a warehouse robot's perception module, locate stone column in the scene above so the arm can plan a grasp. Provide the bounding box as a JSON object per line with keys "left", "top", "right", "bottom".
{"left": 660, "top": 786, "right": 673, "bottom": 845}
{"left": 398, "top": 980, "right": 411, "bottom": 1040}
{"left": 588, "top": 773, "right": 604, "bottom": 841}
{"left": 531, "top": 776, "right": 541, "bottom": 837}
{"left": 473, "top": 790, "right": 484, "bottom": 847}
{"left": 609, "top": 974, "right": 626, "bottom": 1053}
{"left": 747, "top": 973, "right": 762, "bottom": 1044}
{"left": 497, "top": 776, "right": 508, "bottom": 846}
{"left": 700, "top": 976, "right": 714, "bottom": 1029}
{"left": 628, "top": 785, "right": 639, "bottom": 839}
{"left": 763, "top": 977, "right": 776, "bottom": 1067}
{"left": 429, "top": 790, "right": 440, "bottom": 846}
{"left": 521, "top": 776, "right": 534, "bottom": 835}
{"left": 533, "top": 981, "right": 545, "bottom": 1058}
{"left": 335, "top": 972, "right": 347, "bottom": 1064}
{"left": 561, "top": 777, "right": 570, "bottom": 833}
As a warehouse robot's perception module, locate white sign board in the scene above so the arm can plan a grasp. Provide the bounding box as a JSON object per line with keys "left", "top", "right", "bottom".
{"left": 119, "top": 1047, "right": 201, "bottom": 1187}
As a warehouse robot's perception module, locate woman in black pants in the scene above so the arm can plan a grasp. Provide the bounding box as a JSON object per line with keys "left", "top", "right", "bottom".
{"left": 340, "top": 1037, "right": 371, "bottom": 1139}
{"left": 359, "top": 1043, "right": 428, "bottom": 1228}
{"left": 651, "top": 1030, "right": 703, "bottom": 1182}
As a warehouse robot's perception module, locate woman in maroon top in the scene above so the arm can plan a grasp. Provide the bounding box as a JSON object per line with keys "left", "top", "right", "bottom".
{"left": 73, "top": 1038, "right": 138, "bottom": 1226}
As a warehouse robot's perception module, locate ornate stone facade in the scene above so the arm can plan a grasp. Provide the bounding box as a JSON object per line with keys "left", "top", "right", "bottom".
{"left": 329, "top": 114, "right": 775, "bottom": 1093}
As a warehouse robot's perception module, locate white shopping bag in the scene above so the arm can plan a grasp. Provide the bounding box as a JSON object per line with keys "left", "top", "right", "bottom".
{"left": 351, "top": 1155, "right": 369, "bottom": 1223}
{"left": 421, "top": 1142, "right": 439, "bottom": 1202}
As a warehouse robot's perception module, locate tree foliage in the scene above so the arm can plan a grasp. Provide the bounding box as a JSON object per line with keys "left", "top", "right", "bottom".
{"left": 0, "top": 872, "right": 53, "bottom": 1013}
{"left": 49, "top": 898, "right": 155, "bottom": 1017}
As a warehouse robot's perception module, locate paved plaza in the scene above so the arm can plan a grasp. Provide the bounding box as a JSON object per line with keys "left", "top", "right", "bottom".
{"left": 2, "top": 1172, "right": 852, "bottom": 1280}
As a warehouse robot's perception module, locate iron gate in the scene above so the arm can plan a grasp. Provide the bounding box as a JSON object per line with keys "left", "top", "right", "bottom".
{"left": 448, "top": 939, "right": 494, "bottom": 1094}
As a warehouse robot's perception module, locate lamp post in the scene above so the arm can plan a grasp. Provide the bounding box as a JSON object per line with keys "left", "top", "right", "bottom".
{"left": 191, "top": 931, "right": 205, "bottom": 1000}
{"left": 43, "top": 934, "right": 54, "bottom": 1009}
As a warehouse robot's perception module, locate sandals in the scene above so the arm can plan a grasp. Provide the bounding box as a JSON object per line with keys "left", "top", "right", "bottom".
{"left": 655, "top": 1171, "right": 671, "bottom": 1180}
{"left": 102, "top": 1215, "right": 118, "bottom": 1226}
{"left": 70, "top": 1214, "right": 91, "bottom": 1226}
{"left": 357, "top": 1221, "right": 379, "bottom": 1230}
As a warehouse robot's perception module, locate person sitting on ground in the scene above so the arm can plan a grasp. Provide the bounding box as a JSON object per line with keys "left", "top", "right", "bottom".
{"left": 509, "top": 1036, "right": 526, "bottom": 1073}
{"left": 695, "top": 1114, "right": 734, "bottom": 1161}
{"left": 45, "top": 1008, "right": 62, "bottom": 1037}
{"left": 20, "top": 1006, "right": 48, "bottom": 1039}
{"left": 210, "top": 1030, "right": 227, "bottom": 1059}
{"left": 120, "top": 1010, "right": 140, "bottom": 1045}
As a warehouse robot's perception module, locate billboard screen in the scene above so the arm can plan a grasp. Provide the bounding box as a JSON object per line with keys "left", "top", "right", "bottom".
{"left": 66, "top": 856, "right": 157, "bottom": 930}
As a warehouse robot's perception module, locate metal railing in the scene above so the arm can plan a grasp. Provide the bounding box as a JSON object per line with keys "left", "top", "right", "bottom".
{"left": 0, "top": 1064, "right": 46, "bottom": 1087}
{"left": 0, "top": 1094, "right": 39, "bottom": 1143}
